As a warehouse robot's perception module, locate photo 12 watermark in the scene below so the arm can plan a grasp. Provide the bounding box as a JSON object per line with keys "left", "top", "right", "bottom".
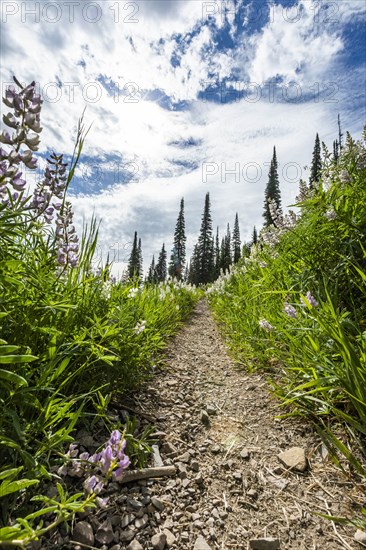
{"left": 1, "top": 1, "right": 139, "bottom": 24}
{"left": 202, "top": 161, "right": 304, "bottom": 184}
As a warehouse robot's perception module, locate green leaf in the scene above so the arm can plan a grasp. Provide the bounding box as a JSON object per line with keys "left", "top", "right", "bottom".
{"left": 0, "top": 478, "right": 39, "bottom": 498}
{"left": 0, "top": 369, "right": 28, "bottom": 387}
{"left": 0, "top": 467, "right": 23, "bottom": 481}
{"left": 0, "top": 354, "right": 38, "bottom": 364}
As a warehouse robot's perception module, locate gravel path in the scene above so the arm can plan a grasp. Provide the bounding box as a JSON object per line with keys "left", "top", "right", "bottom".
{"left": 55, "top": 299, "right": 362, "bottom": 550}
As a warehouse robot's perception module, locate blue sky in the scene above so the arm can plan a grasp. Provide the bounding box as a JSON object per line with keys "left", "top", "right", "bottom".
{"left": 1, "top": 0, "right": 365, "bottom": 275}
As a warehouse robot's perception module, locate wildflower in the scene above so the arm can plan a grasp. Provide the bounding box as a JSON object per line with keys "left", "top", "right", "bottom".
{"left": 128, "top": 287, "right": 139, "bottom": 298}
{"left": 339, "top": 169, "right": 351, "bottom": 184}
{"left": 55, "top": 201, "right": 79, "bottom": 268}
{"left": 259, "top": 319, "right": 274, "bottom": 332}
{"left": 301, "top": 291, "right": 318, "bottom": 308}
{"left": 83, "top": 475, "right": 97, "bottom": 494}
{"left": 109, "top": 430, "right": 122, "bottom": 445}
{"left": 95, "top": 496, "right": 109, "bottom": 508}
{"left": 134, "top": 320, "right": 146, "bottom": 335}
{"left": 259, "top": 261, "right": 267, "bottom": 268}
{"left": 325, "top": 209, "right": 337, "bottom": 220}
{"left": 284, "top": 303, "right": 297, "bottom": 318}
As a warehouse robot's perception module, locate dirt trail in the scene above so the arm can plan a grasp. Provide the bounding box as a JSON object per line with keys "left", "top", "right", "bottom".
{"left": 60, "top": 299, "right": 362, "bottom": 550}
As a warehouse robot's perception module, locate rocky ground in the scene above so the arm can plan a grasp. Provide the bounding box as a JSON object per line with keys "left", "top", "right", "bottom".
{"left": 44, "top": 300, "right": 365, "bottom": 549}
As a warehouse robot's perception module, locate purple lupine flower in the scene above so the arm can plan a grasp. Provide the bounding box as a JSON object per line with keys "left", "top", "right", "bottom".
{"left": 284, "top": 303, "right": 297, "bottom": 318}
{"left": 55, "top": 201, "right": 79, "bottom": 268}
{"left": 96, "top": 496, "right": 109, "bottom": 508}
{"left": 259, "top": 319, "right": 274, "bottom": 332}
{"left": 109, "top": 430, "right": 122, "bottom": 446}
{"left": 66, "top": 443, "right": 79, "bottom": 458}
{"left": 79, "top": 452, "right": 90, "bottom": 461}
{"left": 100, "top": 445, "right": 113, "bottom": 474}
{"left": 83, "top": 475, "right": 97, "bottom": 494}
{"left": 301, "top": 291, "right": 319, "bottom": 308}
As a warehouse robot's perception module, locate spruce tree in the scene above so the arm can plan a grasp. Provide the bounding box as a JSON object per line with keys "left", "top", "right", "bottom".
{"left": 147, "top": 255, "right": 156, "bottom": 284}
{"left": 127, "top": 231, "right": 141, "bottom": 281}
{"left": 252, "top": 226, "right": 258, "bottom": 245}
{"left": 309, "top": 133, "right": 322, "bottom": 189}
{"left": 333, "top": 139, "right": 339, "bottom": 163}
{"left": 137, "top": 238, "right": 143, "bottom": 281}
{"left": 188, "top": 245, "right": 199, "bottom": 286}
{"left": 215, "top": 227, "right": 220, "bottom": 278}
{"left": 232, "top": 213, "right": 241, "bottom": 264}
{"left": 168, "top": 198, "right": 186, "bottom": 280}
{"left": 155, "top": 243, "right": 167, "bottom": 282}
{"left": 263, "top": 146, "right": 282, "bottom": 226}
{"left": 195, "top": 193, "right": 215, "bottom": 284}
{"left": 220, "top": 224, "right": 232, "bottom": 273}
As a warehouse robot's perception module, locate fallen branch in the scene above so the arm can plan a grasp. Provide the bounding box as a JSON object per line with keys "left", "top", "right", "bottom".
{"left": 119, "top": 465, "right": 176, "bottom": 484}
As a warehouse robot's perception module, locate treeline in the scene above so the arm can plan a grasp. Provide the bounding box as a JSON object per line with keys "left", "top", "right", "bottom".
{"left": 126, "top": 116, "right": 343, "bottom": 286}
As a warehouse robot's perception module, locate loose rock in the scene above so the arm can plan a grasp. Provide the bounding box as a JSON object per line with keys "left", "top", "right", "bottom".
{"left": 151, "top": 532, "right": 167, "bottom": 549}
{"left": 126, "top": 540, "right": 143, "bottom": 550}
{"left": 71, "top": 521, "right": 94, "bottom": 547}
{"left": 194, "top": 535, "right": 212, "bottom": 549}
{"left": 355, "top": 530, "right": 366, "bottom": 544}
{"left": 277, "top": 447, "right": 307, "bottom": 472}
{"left": 95, "top": 520, "right": 114, "bottom": 545}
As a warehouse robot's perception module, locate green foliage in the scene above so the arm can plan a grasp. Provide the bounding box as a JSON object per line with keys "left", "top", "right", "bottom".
{"left": 208, "top": 128, "right": 366, "bottom": 518}
{"left": 263, "top": 146, "right": 282, "bottom": 226}
{"left": 169, "top": 197, "right": 186, "bottom": 280}
{"left": 191, "top": 192, "right": 215, "bottom": 285}
{"left": 0, "top": 79, "right": 201, "bottom": 546}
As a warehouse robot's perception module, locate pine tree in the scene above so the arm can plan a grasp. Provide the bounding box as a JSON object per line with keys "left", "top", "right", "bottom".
{"left": 155, "top": 243, "right": 167, "bottom": 282}
{"left": 220, "top": 224, "right": 232, "bottom": 273}
{"left": 338, "top": 113, "right": 343, "bottom": 151}
{"left": 194, "top": 193, "right": 215, "bottom": 284}
{"left": 147, "top": 255, "right": 156, "bottom": 284}
{"left": 309, "top": 133, "right": 322, "bottom": 189}
{"left": 252, "top": 226, "right": 258, "bottom": 245}
{"left": 215, "top": 226, "right": 220, "bottom": 279}
{"left": 333, "top": 139, "right": 339, "bottom": 163}
{"left": 168, "top": 198, "right": 186, "bottom": 280}
{"left": 188, "top": 245, "right": 199, "bottom": 286}
{"left": 137, "top": 238, "right": 143, "bottom": 281}
{"left": 127, "top": 231, "right": 141, "bottom": 282}
{"left": 232, "top": 213, "right": 241, "bottom": 263}
{"left": 263, "top": 146, "right": 282, "bottom": 226}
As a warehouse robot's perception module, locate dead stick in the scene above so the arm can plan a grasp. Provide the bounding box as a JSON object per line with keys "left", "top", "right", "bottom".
{"left": 119, "top": 465, "right": 176, "bottom": 484}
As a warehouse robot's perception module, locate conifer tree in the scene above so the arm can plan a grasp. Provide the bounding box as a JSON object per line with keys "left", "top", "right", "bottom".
{"left": 168, "top": 198, "right": 186, "bottom": 280}
{"left": 232, "top": 213, "right": 241, "bottom": 263}
{"left": 127, "top": 231, "right": 142, "bottom": 281}
{"left": 155, "top": 243, "right": 167, "bottom": 282}
{"left": 333, "top": 139, "right": 339, "bottom": 163}
{"left": 137, "top": 238, "right": 143, "bottom": 281}
{"left": 220, "top": 224, "right": 232, "bottom": 273}
{"left": 263, "top": 146, "right": 282, "bottom": 226}
{"left": 215, "top": 226, "right": 220, "bottom": 278}
{"left": 194, "top": 193, "right": 215, "bottom": 284}
{"left": 309, "top": 133, "right": 322, "bottom": 189}
{"left": 147, "top": 255, "right": 156, "bottom": 284}
{"left": 188, "top": 244, "right": 199, "bottom": 286}
{"left": 338, "top": 113, "right": 343, "bottom": 151}
{"left": 252, "top": 226, "right": 258, "bottom": 245}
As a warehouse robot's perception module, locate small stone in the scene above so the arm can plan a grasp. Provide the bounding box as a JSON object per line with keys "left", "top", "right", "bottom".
{"left": 151, "top": 496, "right": 165, "bottom": 511}
{"left": 211, "top": 445, "right": 221, "bottom": 455}
{"left": 241, "top": 448, "right": 250, "bottom": 459}
{"left": 177, "top": 451, "right": 191, "bottom": 463}
{"left": 127, "top": 540, "right": 143, "bottom": 550}
{"left": 206, "top": 405, "right": 217, "bottom": 416}
{"left": 71, "top": 521, "right": 95, "bottom": 547}
{"left": 163, "top": 528, "right": 176, "bottom": 547}
{"left": 121, "top": 514, "right": 135, "bottom": 528}
{"left": 247, "top": 489, "right": 257, "bottom": 498}
{"left": 355, "top": 530, "right": 366, "bottom": 544}
{"left": 135, "top": 514, "right": 148, "bottom": 529}
{"left": 95, "top": 520, "right": 114, "bottom": 545}
{"left": 249, "top": 538, "right": 281, "bottom": 549}
{"left": 181, "top": 531, "right": 190, "bottom": 542}
{"left": 191, "top": 460, "right": 200, "bottom": 472}
{"left": 200, "top": 410, "right": 211, "bottom": 427}
{"left": 151, "top": 532, "right": 167, "bottom": 549}
{"left": 278, "top": 447, "right": 307, "bottom": 472}
{"left": 120, "top": 529, "right": 136, "bottom": 543}
{"left": 195, "top": 472, "right": 204, "bottom": 484}
{"left": 194, "top": 535, "right": 212, "bottom": 549}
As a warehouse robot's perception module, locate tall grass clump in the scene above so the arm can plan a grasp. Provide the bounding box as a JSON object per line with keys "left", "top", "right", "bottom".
{"left": 0, "top": 78, "right": 201, "bottom": 547}
{"left": 208, "top": 129, "right": 366, "bottom": 498}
